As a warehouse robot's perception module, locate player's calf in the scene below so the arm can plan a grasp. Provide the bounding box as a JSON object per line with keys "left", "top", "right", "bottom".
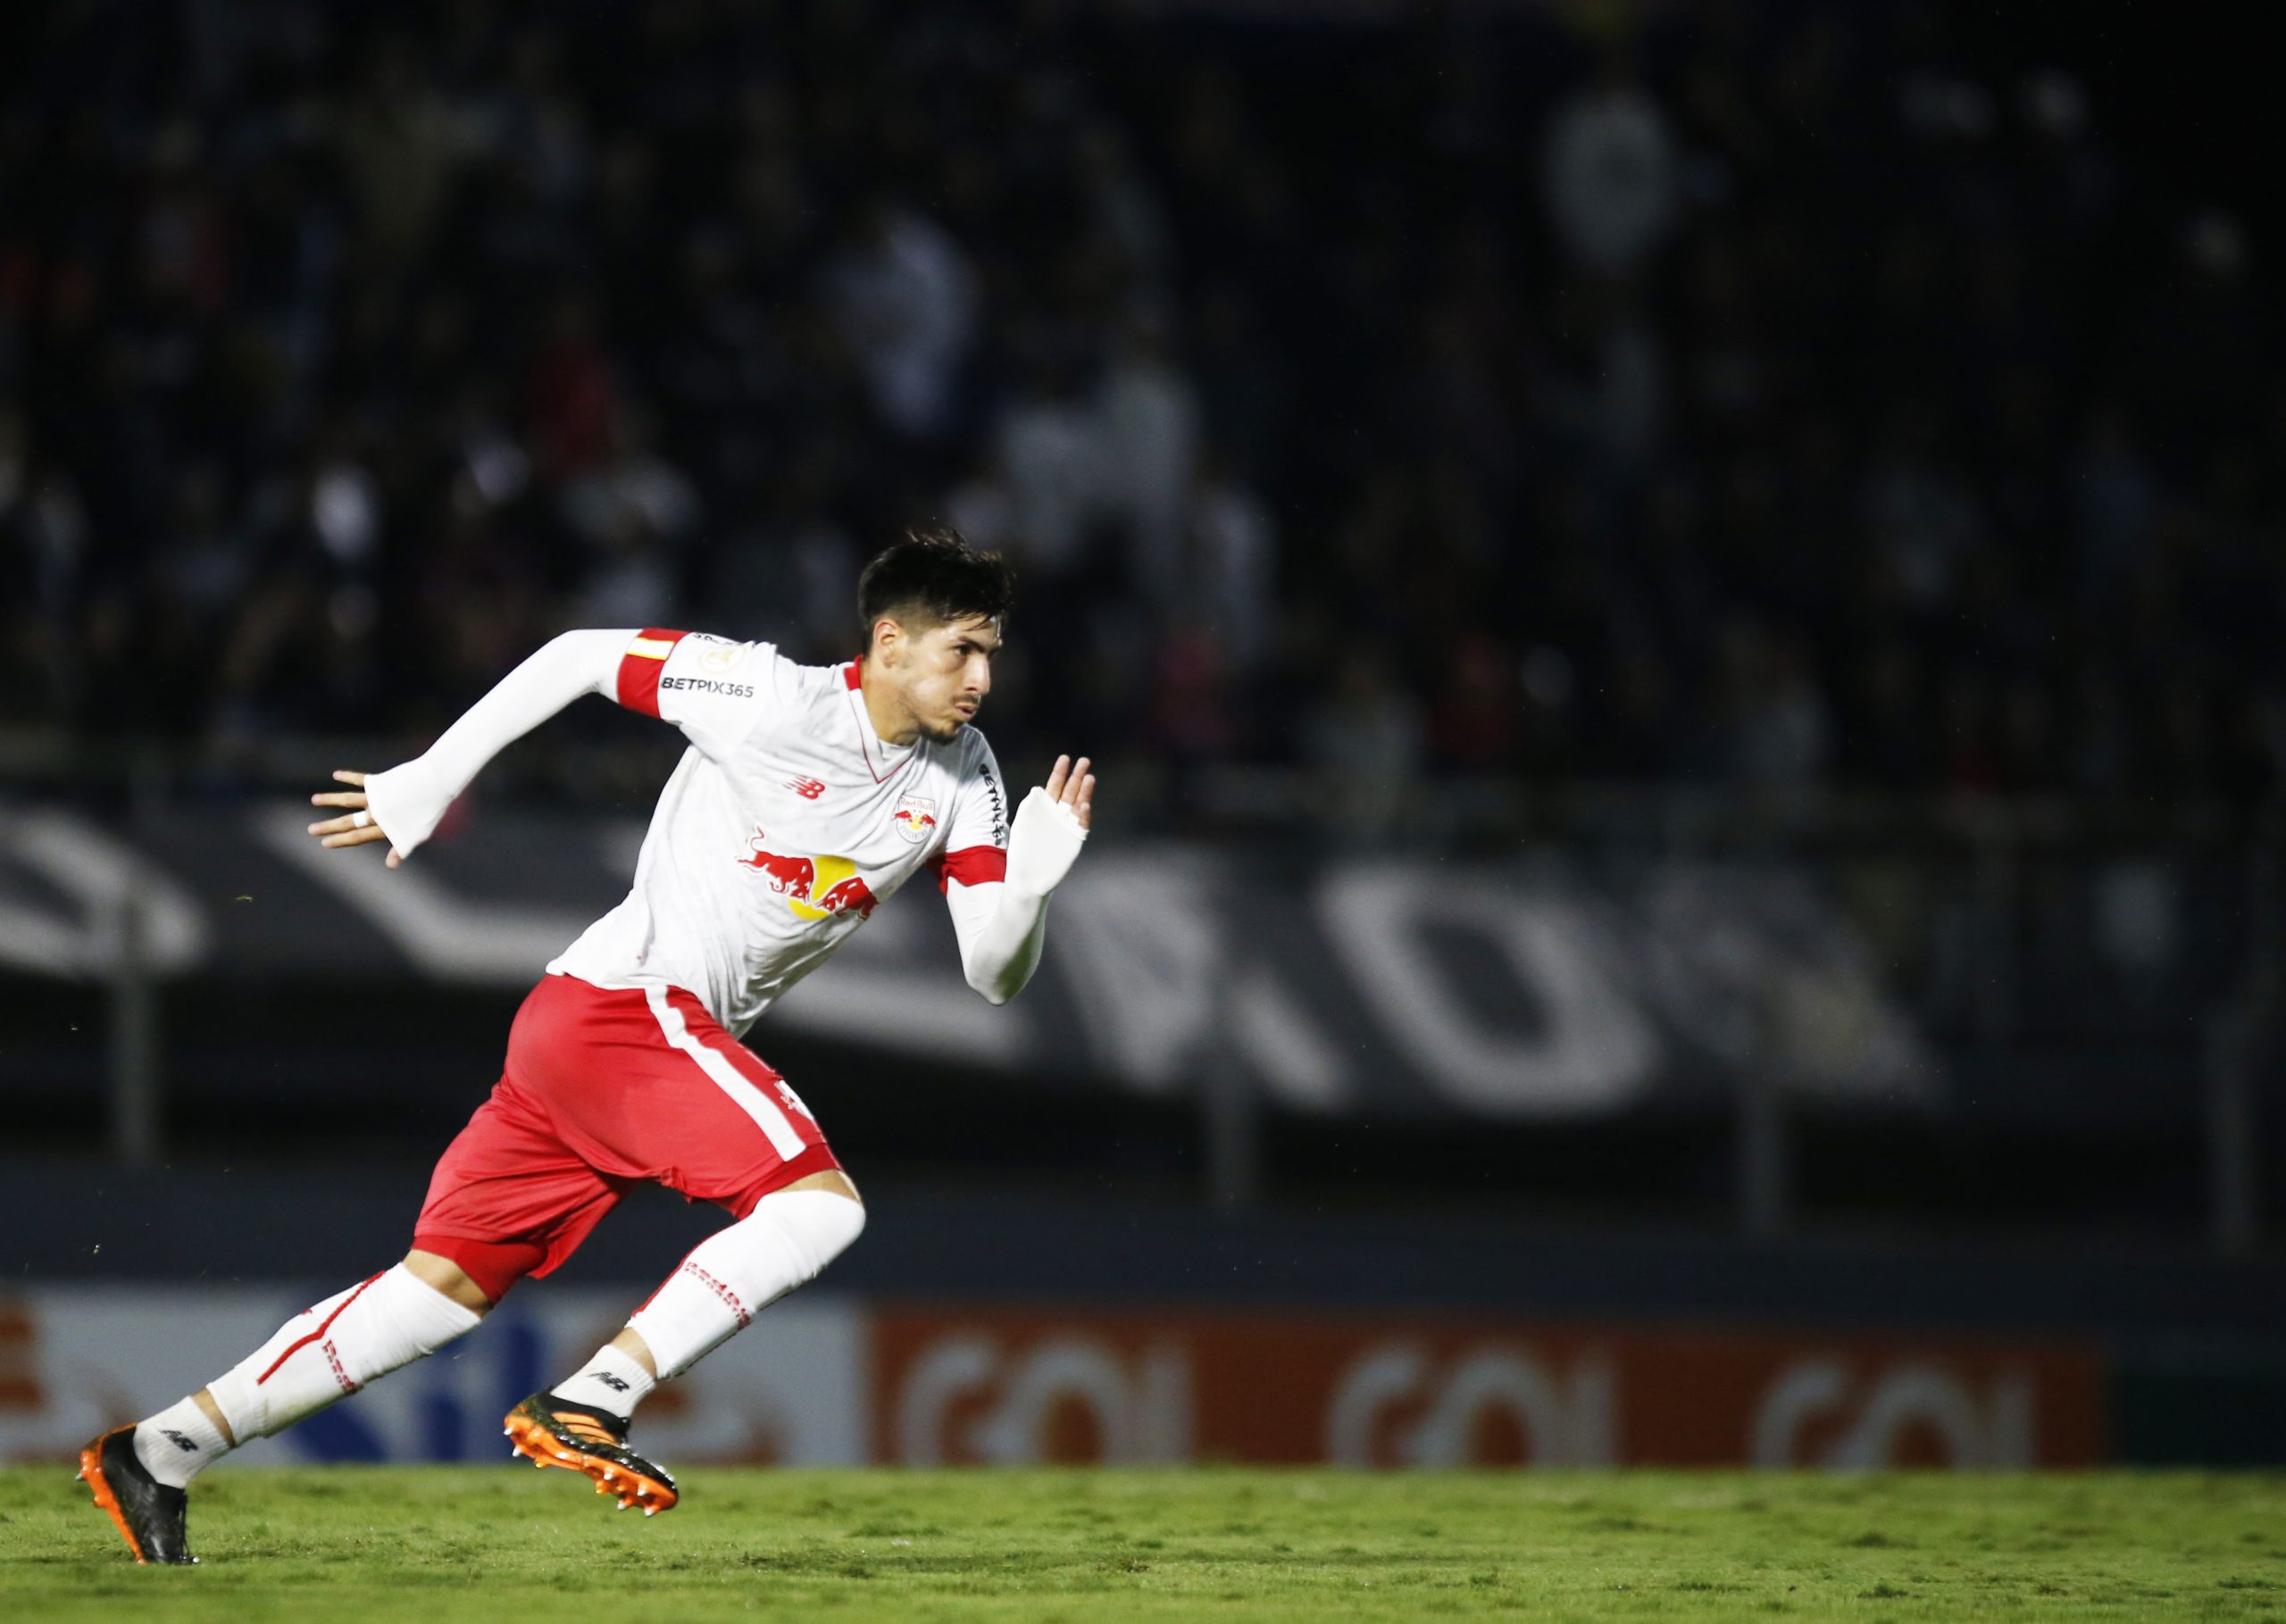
{"left": 79, "top": 1258, "right": 485, "bottom": 1564}
{"left": 201, "top": 1262, "right": 485, "bottom": 1450}
{"left": 622, "top": 1185, "right": 865, "bottom": 1381}
{"left": 511, "top": 1184, "right": 865, "bottom": 1512}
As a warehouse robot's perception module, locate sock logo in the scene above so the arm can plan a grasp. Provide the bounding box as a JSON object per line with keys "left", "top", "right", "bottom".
{"left": 596, "top": 1372, "right": 632, "bottom": 1393}
{"left": 680, "top": 1261, "right": 752, "bottom": 1328}
{"left": 164, "top": 1428, "right": 198, "bottom": 1452}
{"left": 321, "top": 1338, "right": 360, "bottom": 1396}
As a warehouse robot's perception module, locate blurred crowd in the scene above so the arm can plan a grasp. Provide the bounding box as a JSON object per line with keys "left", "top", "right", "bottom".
{"left": 3, "top": 0, "right": 2282, "bottom": 809}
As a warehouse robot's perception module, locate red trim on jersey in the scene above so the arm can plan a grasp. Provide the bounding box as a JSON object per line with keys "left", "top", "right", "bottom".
{"left": 615, "top": 628, "right": 689, "bottom": 718}
{"left": 930, "top": 844, "right": 1009, "bottom": 893}
{"left": 254, "top": 1270, "right": 386, "bottom": 1384}
{"left": 843, "top": 658, "right": 863, "bottom": 690}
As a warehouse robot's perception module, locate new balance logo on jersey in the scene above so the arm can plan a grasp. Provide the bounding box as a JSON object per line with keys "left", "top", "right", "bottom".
{"left": 786, "top": 777, "right": 825, "bottom": 800}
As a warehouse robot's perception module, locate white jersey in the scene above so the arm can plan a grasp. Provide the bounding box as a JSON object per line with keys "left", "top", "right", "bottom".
{"left": 548, "top": 629, "right": 1011, "bottom": 1035}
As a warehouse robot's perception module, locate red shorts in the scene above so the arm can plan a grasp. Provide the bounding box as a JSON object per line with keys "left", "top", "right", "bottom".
{"left": 412, "top": 973, "right": 839, "bottom": 1301}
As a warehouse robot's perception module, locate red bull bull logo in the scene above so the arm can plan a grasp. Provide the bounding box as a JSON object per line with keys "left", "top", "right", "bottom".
{"left": 891, "top": 793, "right": 939, "bottom": 845}
{"left": 738, "top": 834, "right": 878, "bottom": 920}
{"left": 811, "top": 874, "right": 878, "bottom": 917}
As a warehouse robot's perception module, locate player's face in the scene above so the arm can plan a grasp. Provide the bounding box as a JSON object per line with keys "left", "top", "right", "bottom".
{"left": 893, "top": 613, "right": 1000, "bottom": 741}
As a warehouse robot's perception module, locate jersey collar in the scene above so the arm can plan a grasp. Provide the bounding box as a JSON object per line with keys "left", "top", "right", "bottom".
{"left": 842, "top": 657, "right": 917, "bottom": 781}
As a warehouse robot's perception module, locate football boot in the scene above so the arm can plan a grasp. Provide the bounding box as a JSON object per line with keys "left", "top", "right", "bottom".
{"left": 504, "top": 1393, "right": 679, "bottom": 1515}
{"left": 77, "top": 1426, "right": 196, "bottom": 1564}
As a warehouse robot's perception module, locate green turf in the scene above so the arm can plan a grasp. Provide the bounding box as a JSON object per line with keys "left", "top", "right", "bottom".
{"left": 4, "top": 1465, "right": 2284, "bottom": 1620}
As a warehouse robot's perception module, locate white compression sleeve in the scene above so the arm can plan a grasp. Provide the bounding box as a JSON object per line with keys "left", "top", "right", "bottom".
{"left": 946, "top": 786, "right": 1088, "bottom": 1005}
{"left": 626, "top": 1190, "right": 866, "bottom": 1379}
{"left": 362, "top": 628, "right": 630, "bottom": 860}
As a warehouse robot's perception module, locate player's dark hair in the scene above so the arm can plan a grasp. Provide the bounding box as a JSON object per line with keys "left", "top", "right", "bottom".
{"left": 858, "top": 527, "right": 1016, "bottom": 639}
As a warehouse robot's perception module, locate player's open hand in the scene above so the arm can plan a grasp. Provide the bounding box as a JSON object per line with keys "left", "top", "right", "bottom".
{"left": 1044, "top": 754, "right": 1095, "bottom": 830}
{"left": 308, "top": 770, "right": 404, "bottom": 868}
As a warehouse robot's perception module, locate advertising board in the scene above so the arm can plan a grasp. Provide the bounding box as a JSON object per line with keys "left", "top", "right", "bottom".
{"left": 0, "top": 1289, "right": 2101, "bottom": 1470}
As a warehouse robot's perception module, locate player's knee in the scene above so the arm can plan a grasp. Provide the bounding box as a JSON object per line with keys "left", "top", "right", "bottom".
{"left": 805, "top": 1192, "right": 865, "bottom": 1280}
{"left": 783, "top": 1165, "right": 863, "bottom": 1204}
{"left": 759, "top": 1185, "right": 866, "bottom": 1281}
{"left": 402, "top": 1247, "right": 500, "bottom": 1316}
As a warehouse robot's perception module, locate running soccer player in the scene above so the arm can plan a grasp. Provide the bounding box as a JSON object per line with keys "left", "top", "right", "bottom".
{"left": 78, "top": 530, "right": 1093, "bottom": 1564}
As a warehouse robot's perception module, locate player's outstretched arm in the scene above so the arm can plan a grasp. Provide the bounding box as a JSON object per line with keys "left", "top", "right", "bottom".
{"left": 945, "top": 754, "right": 1094, "bottom": 1005}
{"left": 305, "top": 628, "right": 632, "bottom": 866}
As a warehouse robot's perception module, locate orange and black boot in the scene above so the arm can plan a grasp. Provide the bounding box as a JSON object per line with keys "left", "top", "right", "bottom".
{"left": 77, "top": 1426, "right": 196, "bottom": 1564}
{"left": 504, "top": 1393, "right": 679, "bottom": 1515}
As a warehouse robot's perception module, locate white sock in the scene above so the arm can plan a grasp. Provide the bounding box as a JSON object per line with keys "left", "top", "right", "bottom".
{"left": 133, "top": 1395, "right": 229, "bottom": 1489}
{"left": 626, "top": 1190, "right": 865, "bottom": 1379}
{"left": 204, "top": 1264, "right": 482, "bottom": 1444}
{"left": 549, "top": 1344, "right": 656, "bottom": 1420}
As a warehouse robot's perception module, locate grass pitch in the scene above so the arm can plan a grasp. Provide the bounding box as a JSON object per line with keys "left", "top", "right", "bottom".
{"left": 4, "top": 1465, "right": 2283, "bottom": 1621}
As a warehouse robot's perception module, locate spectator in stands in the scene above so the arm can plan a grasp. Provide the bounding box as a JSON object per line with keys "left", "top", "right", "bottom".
{"left": 0, "top": 0, "right": 2276, "bottom": 827}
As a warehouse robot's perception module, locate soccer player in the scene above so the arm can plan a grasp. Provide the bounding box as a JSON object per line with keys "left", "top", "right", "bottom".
{"left": 78, "top": 530, "right": 1093, "bottom": 1564}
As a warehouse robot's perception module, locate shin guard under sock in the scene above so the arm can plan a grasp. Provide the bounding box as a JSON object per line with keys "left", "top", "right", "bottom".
{"left": 204, "top": 1263, "right": 482, "bottom": 1445}
{"left": 623, "top": 1190, "right": 865, "bottom": 1381}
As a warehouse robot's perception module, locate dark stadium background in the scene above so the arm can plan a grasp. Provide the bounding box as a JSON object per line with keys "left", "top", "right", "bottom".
{"left": 3, "top": 0, "right": 2282, "bottom": 1470}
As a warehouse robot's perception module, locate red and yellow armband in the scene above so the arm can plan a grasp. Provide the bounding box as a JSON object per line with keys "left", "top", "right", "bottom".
{"left": 614, "top": 629, "right": 688, "bottom": 717}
